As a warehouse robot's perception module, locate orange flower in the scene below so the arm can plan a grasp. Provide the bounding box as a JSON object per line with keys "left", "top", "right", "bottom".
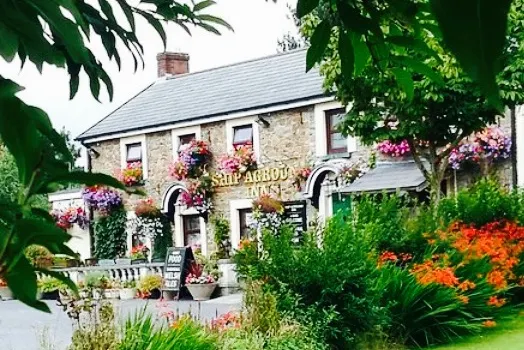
{"left": 457, "top": 295, "right": 469, "bottom": 304}
{"left": 487, "top": 296, "right": 506, "bottom": 307}
{"left": 482, "top": 320, "right": 497, "bottom": 328}
{"left": 457, "top": 280, "right": 476, "bottom": 292}
{"left": 487, "top": 270, "right": 508, "bottom": 290}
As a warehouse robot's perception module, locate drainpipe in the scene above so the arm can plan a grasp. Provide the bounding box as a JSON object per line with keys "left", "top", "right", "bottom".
{"left": 81, "top": 142, "right": 95, "bottom": 258}
{"left": 510, "top": 106, "right": 518, "bottom": 188}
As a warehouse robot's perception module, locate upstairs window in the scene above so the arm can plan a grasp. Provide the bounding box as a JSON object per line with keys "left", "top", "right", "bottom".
{"left": 126, "top": 143, "right": 142, "bottom": 165}
{"left": 325, "top": 108, "right": 348, "bottom": 154}
{"left": 232, "top": 125, "right": 253, "bottom": 149}
{"left": 178, "top": 133, "right": 196, "bottom": 153}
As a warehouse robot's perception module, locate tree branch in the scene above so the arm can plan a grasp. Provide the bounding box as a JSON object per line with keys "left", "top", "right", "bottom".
{"left": 406, "top": 138, "right": 430, "bottom": 181}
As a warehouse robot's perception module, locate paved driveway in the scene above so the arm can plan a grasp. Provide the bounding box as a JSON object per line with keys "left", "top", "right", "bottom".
{"left": 0, "top": 295, "right": 242, "bottom": 350}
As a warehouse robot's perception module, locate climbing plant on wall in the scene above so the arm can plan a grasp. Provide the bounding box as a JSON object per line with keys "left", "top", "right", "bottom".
{"left": 94, "top": 209, "right": 127, "bottom": 260}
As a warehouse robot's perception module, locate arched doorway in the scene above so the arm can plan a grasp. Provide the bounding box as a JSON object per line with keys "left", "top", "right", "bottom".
{"left": 161, "top": 182, "right": 208, "bottom": 255}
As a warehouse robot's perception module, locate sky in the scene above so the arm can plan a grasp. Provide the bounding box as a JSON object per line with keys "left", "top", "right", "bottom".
{"left": 0, "top": 0, "right": 296, "bottom": 142}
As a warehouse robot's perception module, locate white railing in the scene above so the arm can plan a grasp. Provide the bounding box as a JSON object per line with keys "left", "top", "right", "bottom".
{"left": 52, "top": 262, "right": 164, "bottom": 285}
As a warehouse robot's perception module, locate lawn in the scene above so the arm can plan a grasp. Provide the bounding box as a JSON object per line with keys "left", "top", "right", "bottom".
{"left": 433, "top": 314, "right": 524, "bottom": 350}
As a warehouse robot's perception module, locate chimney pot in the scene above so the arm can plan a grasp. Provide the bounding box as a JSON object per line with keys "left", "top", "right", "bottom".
{"left": 157, "top": 52, "right": 189, "bottom": 78}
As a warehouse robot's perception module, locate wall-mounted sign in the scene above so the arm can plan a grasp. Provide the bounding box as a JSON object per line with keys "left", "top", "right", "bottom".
{"left": 163, "top": 247, "right": 194, "bottom": 294}
{"left": 282, "top": 200, "right": 307, "bottom": 234}
{"left": 212, "top": 166, "right": 294, "bottom": 198}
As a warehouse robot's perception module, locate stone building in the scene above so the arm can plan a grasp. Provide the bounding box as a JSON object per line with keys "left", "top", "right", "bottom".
{"left": 76, "top": 49, "right": 517, "bottom": 257}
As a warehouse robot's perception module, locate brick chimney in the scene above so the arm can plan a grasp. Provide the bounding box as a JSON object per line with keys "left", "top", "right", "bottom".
{"left": 157, "top": 52, "right": 189, "bottom": 77}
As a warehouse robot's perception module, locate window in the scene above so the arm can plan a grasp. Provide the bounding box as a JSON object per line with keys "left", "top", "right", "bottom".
{"left": 325, "top": 108, "right": 348, "bottom": 154}
{"left": 232, "top": 125, "right": 253, "bottom": 148}
{"left": 178, "top": 133, "right": 195, "bottom": 152}
{"left": 126, "top": 143, "right": 142, "bottom": 164}
{"left": 239, "top": 209, "right": 254, "bottom": 240}
{"left": 183, "top": 215, "right": 201, "bottom": 247}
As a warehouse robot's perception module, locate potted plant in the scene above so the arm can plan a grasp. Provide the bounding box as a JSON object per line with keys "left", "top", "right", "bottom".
{"left": 137, "top": 274, "right": 162, "bottom": 299}
{"left": 37, "top": 277, "right": 61, "bottom": 300}
{"left": 25, "top": 245, "right": 54, "bottom": 268}
{"left": 130, "top": 244, "right": 148, "bottom": 264}
{"left": 185, "top": 262, "right": 217, "bottom": 301}
{"left": 0, "top": 278, "right": 12, "bottom": 301}
{"left": 85, "top": 272, "right": 110, "bottom": 299}
{"left": 119, "top": 280, "right": 137, "bottom": 300}
{"left": 84, "top": 257, "right": 98, "bottom": 266}
{"left": 104, "top": 279, "right": 120, "bottom": 299}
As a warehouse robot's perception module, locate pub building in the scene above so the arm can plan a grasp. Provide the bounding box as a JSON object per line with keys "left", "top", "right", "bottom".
{"left": 74, "top": 49, "right": 514, "bottom": 260}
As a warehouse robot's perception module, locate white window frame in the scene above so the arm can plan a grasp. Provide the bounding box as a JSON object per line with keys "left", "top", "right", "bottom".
{"left": 171, "top": 125, "right": 202, "bottom": 161}
{"left": 229, "top": 199, "right": 253, "bottom": 250}
{"left": 226, "top": 116, "right": 261, "bottom": 163}
{"left": 314, "top": 101, "right": 357, "bottom": 157}
{"left": 120, "top": 135, "right": 148, "bottom": 179}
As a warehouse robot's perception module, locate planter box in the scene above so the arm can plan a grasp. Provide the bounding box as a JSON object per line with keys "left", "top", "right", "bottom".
{"left": 104, "top": 289, "right": 120, "bottom": 299}
{"left": 186, "top": 283, "right": 217, "bottom": 301}
{"left": 119, "top": 288, "right": 136, "bottom": 300}
{"left": 116, "top": 258, "right": 132, "bottom": 265}
{"left": 131, "top": 258, "right": 147, "bottom": 265}
{"left": 0, "top": 286, "right": 13, "bottom": 300}
{"left": 85, "top": 258, "right": 98, "bottom": 266}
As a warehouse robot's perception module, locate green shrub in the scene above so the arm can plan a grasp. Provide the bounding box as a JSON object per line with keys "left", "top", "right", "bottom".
{"left": 236, "top": 220, "right": 383, "bottom": 348}
{"left": 211, "top": 215, "right": 231, "bottom": 259}
{"left": 119, "top": 309, "right": 216, "bottom": 350}
{"left": 438, "top": 178, "right": 524, "bottom": 227}
{"left": 69, "top": 301, "right": 118, "bottom": 350}
{"left": 85, "top": 272, "right": 110, "bottom": 289}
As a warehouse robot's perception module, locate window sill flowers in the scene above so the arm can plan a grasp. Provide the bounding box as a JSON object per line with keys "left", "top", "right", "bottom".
{"left": 218, "top": 144, "right": 256, "bottom": 175}
{"left": 169, "top": 140, "right": 211, "bottom": 181}
{"left": 116, "top": 161, "right": 144, "bottom": 187}
{"left": 52, "top": 206, "right": 89, "bottom": 230}
{"left": 82, "top": 186, "right": 123, "bottom": 213}
{"left": 377, "top": 139, "right": 411, "bottom": 157}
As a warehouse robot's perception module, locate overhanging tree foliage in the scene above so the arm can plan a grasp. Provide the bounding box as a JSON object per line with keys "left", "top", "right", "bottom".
{"left": 300, "top": 0, "right": 524, "bottom": 202}
{"left": 297, "top": 0, "right": 516, "bottom": 110}
{"left": 0, "top": 0, "right": 230, "bottom": 312}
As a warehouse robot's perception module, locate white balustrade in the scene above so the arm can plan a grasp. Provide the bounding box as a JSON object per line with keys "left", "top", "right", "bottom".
{"left": 50, "top": 262, "right": 165, "bottom": 285}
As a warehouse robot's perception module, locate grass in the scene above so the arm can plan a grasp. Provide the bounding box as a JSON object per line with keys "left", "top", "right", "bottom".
{"left": 433, "top": 314, "right": 524, "bottom": 350}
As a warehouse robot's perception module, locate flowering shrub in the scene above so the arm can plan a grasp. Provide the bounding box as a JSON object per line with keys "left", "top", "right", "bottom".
{"left": 52, "top": 206, "right": 89, "bottom": 230}
{"left": 293, "top": 166, "right": 312, "bottom": 190}
{"left": 340, "top": 165, "right": 365, "bottom": 184}
{"left": 210, "top": 312, "right": 242, "bottom": 332}
{"left": 185, "top": 262, "right": 216, "bottom": 284}
{"left": 377, "top": 139, "right": 411, "bottom": 157}
{"left": 180, "top": 176, "right": 213, "bottom": 213}
{"left": 82, "top": 186, "right": 122, "bottom": 213}
{"left": 218, "top": 145, "right": 256, "bottom": 174}
{"left": 448, "top": 143, "right": 482, "bottom": 170}
{"left": 169, "top": 140, "right": 211, "bottom": 180}
{"left": 116, "top": 161, "right": 143, "bottom": 186}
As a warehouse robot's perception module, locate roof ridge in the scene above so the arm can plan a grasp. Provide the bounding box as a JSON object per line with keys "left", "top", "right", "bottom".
{"left": 164, "top": 48, "right": 308, "bottom": 82}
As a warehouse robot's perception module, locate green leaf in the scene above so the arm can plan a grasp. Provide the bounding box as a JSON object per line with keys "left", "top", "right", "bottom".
{"left": 193, "top": 0, "right": 216, "bottom": 12}
{"left": 0, "top": 78, "right": 42, "bottom": 185}
{"left": 46, "top": 171, "right": 125, "bottom": 191}
{"left": 306, "top": 20, "right": 331, "bottom": 72}
{"left": 337, "top": 0, "right": 378, "bottom": 36}
{"left": 392, "top": 68, "right": 414, "bottom": 101}
{"left": 115, "top": 0, "right": 135, "bottom": 31}
{"left": 351, "top": 33, "right": 370, "bottom": 76}
{"left": 393, "top": 55, "right": 444, "bottom": 86}
{"left": 339, "top": 30, "right": 355, "bottom": 79}
{"left": 0, "top": 23, "right": 18, "bottom": 62}
{"left": 297, "top": 0, "right": 320, "bottom": 18}
{"left": 430, "top": 0, "right": 511, "bottom": 110}
{"left": 197, "top": 14, "right": 233, "bottom": 31}
{"left": 14, "top": 218, "right": 74, "bottom": 256}
{"left": 137, "top": 10, "right": 167, "bottom": 48}
{"left": 5, "top": 256, "right": 49, "bottom": 312}
{"left": 387, "top": 35, "right": 440, "bottom": 60}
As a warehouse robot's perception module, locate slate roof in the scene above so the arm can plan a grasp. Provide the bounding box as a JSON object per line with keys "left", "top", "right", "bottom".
{"left": 339, "top": 161, "right": 428, "bottom": 194}
{"left": 78, "top": 49, "right": 326, "bottom": 141}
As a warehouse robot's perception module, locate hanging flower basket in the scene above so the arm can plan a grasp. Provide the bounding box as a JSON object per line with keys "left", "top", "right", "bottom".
{"left": 180, "top": 176, "right": 213, "bottom": 213}
{"left": 169, "top": 140, "right": 211, "bottom": 180}
{"left": 293, "top": 166, "right": 312, "bottom": 190}
{"left": 82, "top": 186, "right": 123, "bottom": 213}
{"left": 52, "top": 207, "right": 89, "bottom": 230}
